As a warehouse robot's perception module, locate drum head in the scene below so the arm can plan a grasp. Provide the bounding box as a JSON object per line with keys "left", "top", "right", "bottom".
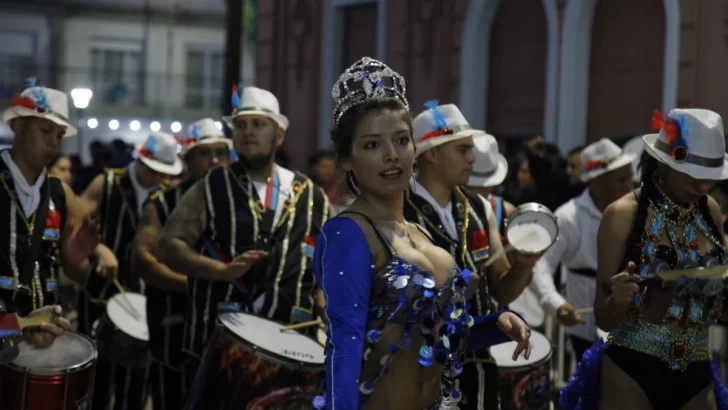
{"left": 11, "top": 332, "right": 96, "bottom": 375}
{"left": 220, "top": 312, "right": 325, "bottom": 365}
{"left": 507, "top": 209, "right": 558, "bottom": 254}
{"left": 490, "top": 330, "right": 552, "bottom": 369}
{"left": 107, "top": 292, "right": 149, "bottom": 342}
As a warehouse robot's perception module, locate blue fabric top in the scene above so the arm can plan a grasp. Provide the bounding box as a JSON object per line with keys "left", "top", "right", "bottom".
{"left": 312, "top": 216, "right": 520, "bottom": 409}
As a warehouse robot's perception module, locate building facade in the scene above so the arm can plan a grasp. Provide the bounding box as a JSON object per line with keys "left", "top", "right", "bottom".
{"left": 0, "top": 0, "right": 256, "bottom": 163}
{"left": 256, "top": 0, "right": 728, "bottom": 169}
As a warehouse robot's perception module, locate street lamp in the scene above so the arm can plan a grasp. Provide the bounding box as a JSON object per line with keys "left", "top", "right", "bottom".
{"left": 70, "top": 88, "right": 93, "bottom": 164}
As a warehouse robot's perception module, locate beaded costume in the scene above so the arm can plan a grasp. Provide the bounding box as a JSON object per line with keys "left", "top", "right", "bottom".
{"left": 314, "top": 57, "right": 520, "bottom": 410}
{"left": 561, "top": 110, "right": 728, "bottom": 410}
{"left": 313, "top": 216, "right": 517, "bottom": 409}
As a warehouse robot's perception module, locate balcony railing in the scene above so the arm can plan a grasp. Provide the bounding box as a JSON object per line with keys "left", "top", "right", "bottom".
{"left": 0, "top": 64, "right": 254, "bottom": 118}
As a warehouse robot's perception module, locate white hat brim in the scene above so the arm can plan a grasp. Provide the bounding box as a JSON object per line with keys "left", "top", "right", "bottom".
{"left": 3, "top": 106, "right": 78, "bottom": 137}
{"left": 223, "top": 110, "right": 289, "bottom": 130}
{"left": 468, "top": 153, "right": 508, "bottom": 188}
{"left": 182, "top": 136, "right": 234, "bottom": 154}
{"left": 139, "top": 155, "right": 184, "bottom": 176}
{"left": 580, "top": 153, "right": 636, "bottom": 183}
{"left": 416, "top": 129, "right": 487, "bottom": 158}
{"left": 643, "top": 133, "right": 728, "bottom": 180}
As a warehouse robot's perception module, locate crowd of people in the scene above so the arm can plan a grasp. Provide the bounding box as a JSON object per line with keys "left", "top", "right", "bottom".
{"left": 1, "top": 56, "right": 728, "bottom": 410}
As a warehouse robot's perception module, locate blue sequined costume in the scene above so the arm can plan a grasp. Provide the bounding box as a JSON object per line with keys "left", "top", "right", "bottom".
{"left": 313, "top": 216, "right": 520, "bottom": 410}
{"left": 560, "top": 186, "right": 728, "bottom": 410}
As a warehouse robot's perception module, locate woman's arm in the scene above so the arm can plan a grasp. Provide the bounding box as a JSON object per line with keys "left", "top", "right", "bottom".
{"left": 314, "top": 217, "right": 373, "bottom": 410}
{"left": 594, "top": 197, "right": 637, "bottom": 331}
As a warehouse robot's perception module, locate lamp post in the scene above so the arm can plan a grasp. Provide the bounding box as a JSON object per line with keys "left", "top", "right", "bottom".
{"left": 70, "top": 88, "right": 93, "bottom": 164}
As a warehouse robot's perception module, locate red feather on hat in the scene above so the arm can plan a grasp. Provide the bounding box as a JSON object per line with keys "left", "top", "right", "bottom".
{"left": 651, "top": 110, "right": 680, "bottom": 155}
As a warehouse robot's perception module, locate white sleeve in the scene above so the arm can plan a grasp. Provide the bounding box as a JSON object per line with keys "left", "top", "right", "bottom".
{"left": 529, "top": 210, "right": 577, "bottom": 315}
{"left": 479, "top": 195, "right": 493, "bottom": 220}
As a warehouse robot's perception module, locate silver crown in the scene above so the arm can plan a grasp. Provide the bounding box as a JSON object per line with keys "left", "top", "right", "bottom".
{"left": 331, "top": 57, "right": 409, "bottom": 127}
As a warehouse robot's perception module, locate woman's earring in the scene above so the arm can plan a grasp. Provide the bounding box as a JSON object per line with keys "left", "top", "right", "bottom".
{"left": 348, "top": 171, "right": 361, "bottom": 195}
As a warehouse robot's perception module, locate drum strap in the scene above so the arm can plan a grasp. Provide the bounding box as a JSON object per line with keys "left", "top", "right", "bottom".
{"left": 19, "top": 181, "right": 51, "bottom": 287}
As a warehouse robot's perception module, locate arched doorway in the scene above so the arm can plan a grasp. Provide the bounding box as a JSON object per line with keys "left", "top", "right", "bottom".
{"left": 586, "top": 0, "right": 665, "bottom": 143}
{"left": 486, "top": 0, "right": 548, "bottom": 141}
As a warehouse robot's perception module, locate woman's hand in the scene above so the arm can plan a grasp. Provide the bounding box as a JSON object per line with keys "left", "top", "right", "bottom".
{"left": 22, "top": 306, "right": 71, "bottom": 348}
{"left": 497, "top": 311, "right": 532, "bottom": 360}
{"left": 607, "top": 262, "right": 640, "bottom": 308}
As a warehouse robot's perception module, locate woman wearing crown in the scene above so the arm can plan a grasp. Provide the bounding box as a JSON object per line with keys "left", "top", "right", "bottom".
{"left": 561, "top": 109, "right": 728, "bottom": 410}
{"left": 312, "top": 57, "right": 532, "bottom": 410}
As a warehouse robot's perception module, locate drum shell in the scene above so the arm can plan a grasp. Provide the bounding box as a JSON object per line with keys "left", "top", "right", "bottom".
{"left": 185, "top": 322, "right": 323, "bottom": 410}
{"left": 493, "top": 331, "right": 553, "bottom": 410}
{"left": 0, "top": 335, "right": 97, "bottom": 410}
{"left": 93, "top": 313, "right": 151, "bottom": 368}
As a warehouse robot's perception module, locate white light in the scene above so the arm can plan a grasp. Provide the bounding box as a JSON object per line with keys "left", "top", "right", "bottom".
{"left": 215, "top": 121, "right": 223, "bottom": 130}
{"left": 130, "top": 120, "right": 141, "bottom": 131}
{"left": 109, "top": 119, "right": 119, "bottom": 130}
{"left": 150, "top": 121, "right": 161, "bottom": 132}
{"left": 70, "top": 88, "right": 93, "bottom": 109}
{"left": 87, "top": 118, "right": 98, "bottom": 129}
{"left": 170, "top": 121, "right": 182, "bottom": 133}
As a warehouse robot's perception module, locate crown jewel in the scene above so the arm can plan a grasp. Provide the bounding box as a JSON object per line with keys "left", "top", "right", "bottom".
{"left": 331, "top": 57, "right": 408, "bottom": 126}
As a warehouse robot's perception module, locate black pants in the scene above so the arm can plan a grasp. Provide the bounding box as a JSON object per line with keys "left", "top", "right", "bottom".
{"left": 570, "top": 335, "right": 593, "bottom": 363}
{"left": 460, "top": 361, "right": 500, "bottom": 410}
{"left": 150, "top": 361, "right": 198, "bottom": 410}
{"left": 91, "top": 356, "right": 151, "bottom": 410}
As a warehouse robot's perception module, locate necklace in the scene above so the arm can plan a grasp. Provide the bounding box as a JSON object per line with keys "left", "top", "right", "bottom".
{"left": 394, "top": 225, "right": 417, "bottom": 249}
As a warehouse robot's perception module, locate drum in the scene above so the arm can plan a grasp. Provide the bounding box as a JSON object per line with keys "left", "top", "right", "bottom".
{"left": 508, "top": 288, "right": 545, "bottom": 328}
{"left": 185, "top": 312, "right": 325, "bottom": 410}
{"left": 93, "top": 292, "right": 150, "bottom": 367}
{"left": 505, "top": 203, "right": 559, "bottom": 255}
{"left": 491, "top": 330, "right": 553, "bottom": 410}
{"left": 0, "top": 332, "right": 97, "bottom": 410}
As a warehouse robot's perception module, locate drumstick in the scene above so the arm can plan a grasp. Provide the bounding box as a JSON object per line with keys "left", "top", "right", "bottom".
{"left": 113, "top": 279, "right": 142, "bottom": 320}
{"left": 0, "top": 311, "right": 54, "bottom": 337}
{"left": 559, "top": 307, "right": 594, "bottom": 316}
{"left": 280, "top": 319, "right": 322, "bottom": 332}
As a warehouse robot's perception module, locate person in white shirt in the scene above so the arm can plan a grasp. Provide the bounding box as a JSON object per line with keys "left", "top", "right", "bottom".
{"left": 529, "top": 138, "right": 634, "bottom": 360}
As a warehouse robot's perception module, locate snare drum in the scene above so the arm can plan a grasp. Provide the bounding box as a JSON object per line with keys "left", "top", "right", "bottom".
{"left": 185, "top": 312, "right": 325, "bottom": 410}
{"left": 0, "top": 332, "right": 97, "bottom": 410}
{"left": 491, "top": 330, "right": 553, "bottom": 410}
{"left": 93, "top": 292, "right": 150, "bottom": 368}
{"left": 505, "top": 203, "right": 559, "bottom": 255}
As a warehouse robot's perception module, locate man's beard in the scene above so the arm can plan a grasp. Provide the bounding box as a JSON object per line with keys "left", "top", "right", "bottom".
{"left": 239, "top": 145, "right": 276, "bottom": 171}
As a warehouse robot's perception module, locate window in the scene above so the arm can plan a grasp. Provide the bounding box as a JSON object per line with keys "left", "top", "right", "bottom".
{"left": 90, "top": 48, "right": 143, "bottom": 105}
{"left": 0, "top": 54, "right": 34, "bottom": 98}
{"left": 185, "top": 49, "right": 224, "bottom": 109}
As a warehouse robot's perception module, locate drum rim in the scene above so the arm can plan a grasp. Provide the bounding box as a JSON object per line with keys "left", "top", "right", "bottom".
{"left": 104, "top": 293, "right": 149, "bottom": 342}
{"left": 217, "top": 313, "right": 325, "bottom": 370}
{"left": 495, "top": 349, "right": 553, "bottom": 373}
{"left": 504, "top": 203, "right": 559, "bottom": 256}
{"left": 6, "top": 332, "right": 98, "bottom": 376}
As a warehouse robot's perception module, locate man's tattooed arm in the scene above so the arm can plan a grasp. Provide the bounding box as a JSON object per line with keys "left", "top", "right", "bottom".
{"left": 157, "top": 181, "right": 226, "bottom": 280}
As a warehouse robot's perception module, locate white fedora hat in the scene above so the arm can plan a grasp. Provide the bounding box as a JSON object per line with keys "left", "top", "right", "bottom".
{"left": 137, "top": 132, "right": 184, "bottom": 176}
{"left": 580, "top": 138, "right": 636, "bottom": 183}
{"left": 413, "top": 101, "right": 486, "bottom": 158}
{"left": 3, "top": 85, "right": 77, "bottom": 137}
{"left": 222, "top": 86, "right": 289, "bottom": 130}
{"left": 643, "top": 109, "right": 728, "bottom": 180}
{"left": 468, "top": 133, "right": 508, "bottom": 188}
{"left": 180, "top": 118, "right": 233, "bottom": 154}
{"left": 622, "top": 136, "right": 645, "bottom": 184}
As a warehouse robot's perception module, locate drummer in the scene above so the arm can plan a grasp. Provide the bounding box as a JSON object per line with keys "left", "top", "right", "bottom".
{"left": 404, "top": 101, "right": 540, "bottom": 410}
{"left": 529, "top": 138, "right": 634, "bottom": 361}
{"left": 0, "top": 80, "right": 101, "bottom": 349}
{"left": 156, "top": 87, "right": 329, "bottom": 388}
{"left": 133, "top": 119, "right": 232, "bottom": 410}
{"left": 466, "top": 133, "right": 515, "bottom": 241}
{"left": 80, "top": 132, "right": 183, "bottom": 410}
